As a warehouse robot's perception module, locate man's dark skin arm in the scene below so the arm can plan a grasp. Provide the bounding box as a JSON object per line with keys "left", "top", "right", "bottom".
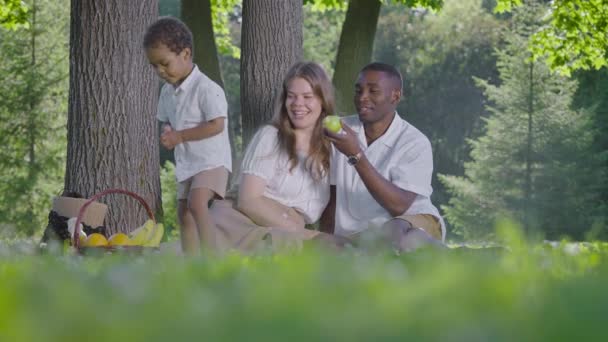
{"left": 325, "top": 124, "right": 417, "bottom": 217}
{"left": 319, "top": 185, "right": 336, "bottom": 233}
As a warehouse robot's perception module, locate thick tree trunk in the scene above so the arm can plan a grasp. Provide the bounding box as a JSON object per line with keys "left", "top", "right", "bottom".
{"left": 332, "top": 0, "right": 381, "bottom": 114}
{"left": 240, "top": 0, "right": 303, "bottom": 145}
{"left": 66, "top": 0, "right": 161, "bottom": 235}
{"left": 181, "top": 0, "right": 223, "bottom": 88}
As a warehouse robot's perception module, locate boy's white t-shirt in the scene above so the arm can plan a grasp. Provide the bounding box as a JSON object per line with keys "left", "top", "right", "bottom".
{"left": 330, "top": 114, "right": 446, "bottom": 240}
{"left": 157, "top": 65, "right": 232, "bottom": 182}
{"left": 239, "top": 125, "right": 330, "bottom": 224}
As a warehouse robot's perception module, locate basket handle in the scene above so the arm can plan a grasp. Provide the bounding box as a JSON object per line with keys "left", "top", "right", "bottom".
{"left": 73, "top": 189, "right": 156, "bottom": 248}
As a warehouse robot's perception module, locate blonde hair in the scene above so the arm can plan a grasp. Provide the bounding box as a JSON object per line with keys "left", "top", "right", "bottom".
{"left": 271, "top": 62, "right": 335, "bottom": 180}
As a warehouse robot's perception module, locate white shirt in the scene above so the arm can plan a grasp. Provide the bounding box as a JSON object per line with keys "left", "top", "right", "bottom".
{"left": 240, "top": 125, "right": 330, "bottom": 224}
{"left": 330, "top": 114, "right": 446, "bottom": 240}
{"left": 157, "top": 65, "right": 232, "bottom": 182}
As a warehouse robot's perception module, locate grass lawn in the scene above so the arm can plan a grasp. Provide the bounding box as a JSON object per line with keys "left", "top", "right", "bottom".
{"left": 1, "top": 227, "right": 607, "bottom": 341}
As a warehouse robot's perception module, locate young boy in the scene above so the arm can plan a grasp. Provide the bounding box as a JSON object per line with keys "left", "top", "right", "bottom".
{"left": 143, "top": 17, "right": 232, "bottom": 255}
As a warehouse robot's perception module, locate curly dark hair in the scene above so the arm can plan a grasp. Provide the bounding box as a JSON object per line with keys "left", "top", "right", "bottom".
{"left": 143, "top": 16, "right": 193, "bottom": 55}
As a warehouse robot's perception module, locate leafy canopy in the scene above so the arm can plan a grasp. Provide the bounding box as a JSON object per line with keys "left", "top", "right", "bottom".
{"left": 304, "top": 0, "right": 443, "bottom": 12}
{"left": 495, "top": 0, "right": 608, "bottom": 75}
{"left": 0, "top": 0, "right": 29, "bottom": 29}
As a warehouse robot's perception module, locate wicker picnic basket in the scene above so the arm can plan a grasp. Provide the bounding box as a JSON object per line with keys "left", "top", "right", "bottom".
{"left": 73, "top": 188, "right": 159, "bottom": 255}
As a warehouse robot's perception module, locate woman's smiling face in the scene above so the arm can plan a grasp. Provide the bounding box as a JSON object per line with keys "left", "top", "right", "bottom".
{"left": 285, "top": 77, "right": 323, "bottom": 131}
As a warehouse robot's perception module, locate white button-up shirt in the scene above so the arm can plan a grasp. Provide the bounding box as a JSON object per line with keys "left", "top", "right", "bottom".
{"left": 240, "top": 125, "right": 330, "bottom": 224}
{"left": 157, "top": 65, "right": 232, "bottom": 182}
{"left": 330, "top": 113, "right": 445, "bottom": 240}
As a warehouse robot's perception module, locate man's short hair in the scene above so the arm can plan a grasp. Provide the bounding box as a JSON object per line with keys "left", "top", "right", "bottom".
{"left": 143, "top": 16, "right": 193, "bottom": 55}
{"left": 360, "top": 62, "right": 403, "bottom": 90}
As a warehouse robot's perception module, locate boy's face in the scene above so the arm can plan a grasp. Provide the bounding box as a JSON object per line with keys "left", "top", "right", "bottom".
{"left": 146, "top": 43, "right": 192, "bottom": 86}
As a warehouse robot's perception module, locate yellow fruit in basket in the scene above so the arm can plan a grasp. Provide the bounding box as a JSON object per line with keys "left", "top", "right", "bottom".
{"left": 108, "top": 233, "right": 132, "bottom": 246}
{"left": 143, "top": 223, "right": 164, "bottom": 247}
{"left": 129, "top": 219, "right": 155, "bottom": 245}
{"left": 84, "top": 233, "right": 108, "bottom": 247}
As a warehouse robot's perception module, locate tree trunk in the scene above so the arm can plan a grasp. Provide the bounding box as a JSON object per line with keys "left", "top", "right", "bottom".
{"left": 181, "top": 0, "right": 223, "bottom": 88}
{"left": 240, "top": 0, "right": 303, "bottom": 145}
{"left": 66, "top": 0, "right": 161, "bottom": 235}
{"left": 332, "top": 0, "right": 381, "bottom": 114}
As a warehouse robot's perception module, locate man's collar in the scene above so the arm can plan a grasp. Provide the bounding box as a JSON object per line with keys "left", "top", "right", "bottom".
{"left": 380, "top": 112, "right": 405, "bottom": 147}
{"left": 360, "top": 112, "right": 405, "bottom": 148}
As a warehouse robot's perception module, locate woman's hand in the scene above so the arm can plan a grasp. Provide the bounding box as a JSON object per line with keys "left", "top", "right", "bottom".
{"left": 237, "top": 174, "right": 306, "bottom": 230}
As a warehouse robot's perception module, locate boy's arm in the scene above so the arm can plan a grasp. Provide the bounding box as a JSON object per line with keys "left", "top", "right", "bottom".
{"left": 160, "top": 117, "right": 225, "bottom": 150}
{"left": 180, "top": 117, "right": 225, "bottom": 142}
{"left": 237, "top": 174, "right": 305, "bottom": 230}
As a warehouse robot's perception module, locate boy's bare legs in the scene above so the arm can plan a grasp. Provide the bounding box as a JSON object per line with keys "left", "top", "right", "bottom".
{"left": 188, "top": 187, "right": 217, "bottom": 254}
{"left": 178, "top": 199, "right": 200, "bottom": 255}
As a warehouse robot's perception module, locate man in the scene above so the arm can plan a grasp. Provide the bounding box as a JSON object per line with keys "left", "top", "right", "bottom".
{"left": 320, "top": 62, "right": 445, "bottom": 252}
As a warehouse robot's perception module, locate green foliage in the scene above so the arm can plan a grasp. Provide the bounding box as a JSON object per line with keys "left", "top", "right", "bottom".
{"left": 304, "top": 0, "right": 348, "bottom": 12}
{"left": 159, "top": 161, "right": 180, "bottom": 241}
{"left": 441, "top": 1, "right": 606, "bottom": 241}
{"left": 211, "top": 0, "right": 241, "bottom": 58}
{"left": 493, "top": 0, "right": 521, "bottom": 12}
{"left": 0, "top": 0, "right": 69, "bottom": 236}
{"left": 374, "top": 0, "right": 503, "bottom": 209}
{"left": 0, "top": 0, "right": 29, "bottom": 29}
{"left": 1, "top": 227, "right": 608, "bottom": 340}
{"left": 303, "top": 4, "right": 346, "bottom": 75}
{"left": 496, "top": 0, "right": 608, "bottom": 75}
{"left": 385, "top": 0, "right": 444, "bottom": 10}
{"left": 304, "top": 0, "right": 444, "bottom": 12}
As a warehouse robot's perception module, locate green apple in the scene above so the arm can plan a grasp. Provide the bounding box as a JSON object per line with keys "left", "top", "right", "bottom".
{"left": 323, "top": 115, "right": 342, "bottom": 133}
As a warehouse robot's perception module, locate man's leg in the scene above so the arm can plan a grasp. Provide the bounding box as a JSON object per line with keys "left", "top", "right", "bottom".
{"left": 309, "top": 232, "right": 356, "bottom": 251}
{"left": 382, "top": 215, "right": 445, "bottom": 253}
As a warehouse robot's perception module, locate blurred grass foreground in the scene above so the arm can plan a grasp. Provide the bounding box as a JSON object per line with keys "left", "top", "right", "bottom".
{"left": 1, "top": 223, "right": 607, "bottom": 341}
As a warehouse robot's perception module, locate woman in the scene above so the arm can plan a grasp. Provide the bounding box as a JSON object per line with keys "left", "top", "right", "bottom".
{"left": 210, "top": 62, "right": 334, "bottom": 253}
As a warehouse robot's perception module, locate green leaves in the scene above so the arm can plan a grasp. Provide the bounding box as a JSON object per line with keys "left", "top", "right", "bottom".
{"left": 0, "top": 0, "right": 68, "bottom": 236}
{"left": 304, "top": 0, "right": 348, "bottom": 12}
{"left": 441, "top": 1, "right": 605, "bottom": 241}
{"left": 211, "top": 0, "right": 240, "bottom": 58}
{"left": 0, "top": 0, "right": 29, "bottom": 30}
{"left": 495, "top": 0, "right": 608, "bottom": 75}
{"left": 1, "top": 242, "right": 608, "bottom": 340}
{"left": 304, "top": 0, "right": 443, "bottom": 12}
{"left": 387, "top": 0, "right": 444, "bottom": 11}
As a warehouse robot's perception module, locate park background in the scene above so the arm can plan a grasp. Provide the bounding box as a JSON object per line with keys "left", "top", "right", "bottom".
{"left": 1, "top": 0, "right": 606, "bottom": 243}
{"left": 1, "top": 1, "right": 608, "bottom": 341}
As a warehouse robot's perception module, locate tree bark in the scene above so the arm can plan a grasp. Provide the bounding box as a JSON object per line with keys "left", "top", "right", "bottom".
{"left": 66, "top": 0, "right": 161, "bottom": 235}
{"left": 240, "top": 0, "right": 303, "bottom": 145}
{"left": 181, "top": 0, "right": 224, "bottom": 88}
{"left": 332, "top": 0, "right": 381, "bottom": 114}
